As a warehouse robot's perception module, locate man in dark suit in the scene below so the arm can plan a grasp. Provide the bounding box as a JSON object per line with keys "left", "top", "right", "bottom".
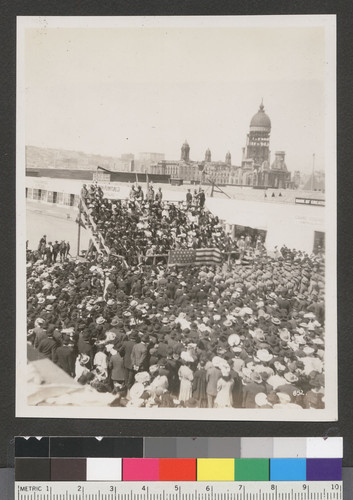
{"left": 37, "top": 331, "right": 57, "bottom": 360}
{"left": 131, "top": 335, "right": 148, "bottom": 372}
{"left": 53, "top": 340, "right": 76, "bottom": 378}
{"left": 123, "top": 333, "right": 137, "bottom": 389}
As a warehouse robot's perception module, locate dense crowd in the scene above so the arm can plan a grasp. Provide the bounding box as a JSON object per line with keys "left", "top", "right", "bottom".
{"left": 80, "top": 183, "right": 239, "bottom": 266}
{"left": 26, "top": 184, "right": 326, "bottom": 410}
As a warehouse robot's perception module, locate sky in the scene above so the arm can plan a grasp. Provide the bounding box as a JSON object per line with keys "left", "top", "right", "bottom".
{"left": 22, "top": 19, "right": 332, "bottom": 173}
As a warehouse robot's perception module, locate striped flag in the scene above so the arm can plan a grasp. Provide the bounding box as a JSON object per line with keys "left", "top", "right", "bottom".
{"left": 195, "top": 247, "right": 222, "bottom": 266}
{"left": 168, "top": 247, "right": 222, "bottom": 266}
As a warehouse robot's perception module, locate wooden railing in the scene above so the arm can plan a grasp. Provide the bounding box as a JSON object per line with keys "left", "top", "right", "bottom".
{"left": 80, "top": 198, "right": 128, "bottom": 267}
{"left": 80, "top": 198, "right": 111, "bottom": 255}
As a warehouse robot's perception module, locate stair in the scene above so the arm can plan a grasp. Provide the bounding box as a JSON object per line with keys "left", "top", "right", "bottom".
{"left": 79, "top": 198, "right": 111, "bottom": 257}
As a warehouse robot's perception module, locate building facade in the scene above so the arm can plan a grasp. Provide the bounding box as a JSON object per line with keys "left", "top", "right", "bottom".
{"left": 148, "top": 102, "right": 292, "bottom": 188}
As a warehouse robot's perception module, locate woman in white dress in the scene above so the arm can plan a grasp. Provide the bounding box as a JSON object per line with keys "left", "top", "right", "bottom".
{"left": 178, "top": 360, "right": 194, "bottom": 402}
{"left": 215, "top": 364, "right": 234, "bottom": 408}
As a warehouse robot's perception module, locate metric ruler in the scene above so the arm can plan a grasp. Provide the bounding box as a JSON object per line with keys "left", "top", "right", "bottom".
{"left": 15, "top": 482, "right": 343, "bottom": 500}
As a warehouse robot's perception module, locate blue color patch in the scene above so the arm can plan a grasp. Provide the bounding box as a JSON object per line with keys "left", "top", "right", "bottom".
{"left": 270, "top": 459, "right": 306, "bottom": 481}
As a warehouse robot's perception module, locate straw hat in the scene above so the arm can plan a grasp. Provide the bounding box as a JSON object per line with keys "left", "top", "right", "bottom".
{"left": 256, "top": 349, "right": 273, "bottom": 363}
{"left": 212, "top": 356, "right": 224, "bottom": 369}
{"left": 228, "top": 334, "right": 241, "bottom": 347}
{"left": 251, "top": 372, "right": 263, "bottom": 384}
{"left": 279, "top": 329, "right": 291, "bottom": 343}
{"left": 134, "top": 372, "right": 151, "bottom": 384}
{"left": 255, "top": 392, "right": 270, "bottom": 407}
{"left": 180, "top": 351, "right": 194, "bottom": 363}
{"left": 284, "top": 372, "right": 299, "bottom": 383}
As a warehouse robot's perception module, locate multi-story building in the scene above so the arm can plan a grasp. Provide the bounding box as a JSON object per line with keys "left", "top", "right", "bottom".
{"left": 149, "top": 101, "right": 292, "bottom": 188}
{"left": 26, "top": 102, "right": 293, "bottom": 189}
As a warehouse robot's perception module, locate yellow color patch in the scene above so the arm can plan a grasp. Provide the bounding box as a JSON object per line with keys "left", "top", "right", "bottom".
{"left": 197, "top": 459, "right": 235, "bottom": 481}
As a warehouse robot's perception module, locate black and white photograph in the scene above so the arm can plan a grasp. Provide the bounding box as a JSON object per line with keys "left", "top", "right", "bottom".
{"left": 16, "top": 15, "right": 337, "bottom": 420}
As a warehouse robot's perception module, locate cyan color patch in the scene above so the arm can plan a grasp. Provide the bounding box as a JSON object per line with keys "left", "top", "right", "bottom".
{"left": 270, "top": 458, "right": 306, "bottom": 481}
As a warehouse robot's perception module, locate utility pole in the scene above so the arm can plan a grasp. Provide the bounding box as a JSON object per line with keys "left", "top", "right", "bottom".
{"left": 311, "top": 153, "right": 315, "bottom": 191}
{"left": 77, "top": 199, "right": 81, "bottom": 257}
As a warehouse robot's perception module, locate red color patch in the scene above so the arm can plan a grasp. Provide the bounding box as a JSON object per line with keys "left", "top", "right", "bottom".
{"left": 159, "top": 459, "right": 196, "bottom": 481}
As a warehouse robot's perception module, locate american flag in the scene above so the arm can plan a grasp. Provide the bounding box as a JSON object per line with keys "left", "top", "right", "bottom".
{"left": 168, "top": 248, "right": 222, "bottom": 266}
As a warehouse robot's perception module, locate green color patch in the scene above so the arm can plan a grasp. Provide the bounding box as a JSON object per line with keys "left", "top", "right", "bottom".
{"left": 234, "top": 459, "right": 270, "bottom": 481}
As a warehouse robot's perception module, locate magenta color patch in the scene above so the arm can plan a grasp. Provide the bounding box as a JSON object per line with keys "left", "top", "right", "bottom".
{"left": 123, "top": 458, "right": 159, "bottom": 481}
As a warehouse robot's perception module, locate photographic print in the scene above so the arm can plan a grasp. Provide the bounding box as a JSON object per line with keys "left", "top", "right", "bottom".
{"left": 16, "top": 15, "right": 337, "bottom": 420}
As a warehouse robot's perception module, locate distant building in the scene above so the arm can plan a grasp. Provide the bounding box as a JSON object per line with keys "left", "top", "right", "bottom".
{"left": 241, "top": 102, "right": 291, "bottom": 188}
{"left": 26, "top": 101, "right": 293, "bottom": 189}
{"left": 149, "top": 101, "right": 292, "bottom": 188}
{"left": 243, "top": 100, "right": 271, "bottom": 167}
{"left": 293, "top": 170, "right": 301, "bottom": 189}
{"left": 25, "top": 146, "right": 134, "bottom": 173}
{"left": 139, "top": 152, "right": 165, "bottom": 163}
{"left": 134, "top": 152, "right": 165, "bottom": 172}
{"left": 120, "top": 153, "right": 135, "bottom": 162}
{"left": 303, "top": 170, "right": 325, "bottom": 192}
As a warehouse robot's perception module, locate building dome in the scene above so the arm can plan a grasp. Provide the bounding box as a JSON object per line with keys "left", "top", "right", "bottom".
{"left": 250, "top": 101, "right": 271, "bottom": 131}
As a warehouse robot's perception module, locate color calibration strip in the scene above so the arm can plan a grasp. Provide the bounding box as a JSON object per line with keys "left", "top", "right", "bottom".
{"left": 15, "top": 457, "right": 342, "bottom": 482}
{"left": 15, "top": 437, "right": 343, "bottom": 459}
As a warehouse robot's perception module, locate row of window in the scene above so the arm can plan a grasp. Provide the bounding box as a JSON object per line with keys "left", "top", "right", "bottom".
{"left": 26, "top": 188, "right": 80, "bottom": 207}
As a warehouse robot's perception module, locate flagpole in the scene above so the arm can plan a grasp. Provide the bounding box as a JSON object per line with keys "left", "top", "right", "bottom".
{"left": 311, "top": 153, "right": 315, "bottom": 191}
{"left": 77, "top": 199, "right": 81, "bottom": 257}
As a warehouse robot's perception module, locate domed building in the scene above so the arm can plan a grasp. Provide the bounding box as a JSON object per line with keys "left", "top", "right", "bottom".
{"left": 250, "top": 101, "right": 271, "bottom": 131}
{"left": 242, "top": 100, "right": 271, "bottom": 172}
{"left": 241, "top": 101, "right": 291, "bottom": 188}
{"left": 149, "top": 101, "right": 292, "bottom": 188}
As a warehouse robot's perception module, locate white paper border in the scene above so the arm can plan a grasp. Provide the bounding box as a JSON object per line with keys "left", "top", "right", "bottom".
{"left": 16, "top": 14, "right": 337, "bottom": 421}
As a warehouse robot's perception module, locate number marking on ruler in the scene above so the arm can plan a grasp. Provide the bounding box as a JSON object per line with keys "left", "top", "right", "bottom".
{"left": 15, "top": 483, "right": 343, "bottom": 500}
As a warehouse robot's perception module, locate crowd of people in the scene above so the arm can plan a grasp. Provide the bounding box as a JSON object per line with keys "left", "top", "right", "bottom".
{"left": 32, "top": 236, "right": 71, "bottom": 265}
{"left": 80, "top": 184, "right": 237, "bottom": 266}
{"left": 26, "top": 183, "right": 326, "bottom": 410}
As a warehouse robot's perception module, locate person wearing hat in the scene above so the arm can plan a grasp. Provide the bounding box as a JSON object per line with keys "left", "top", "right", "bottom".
{"left": 178, "top": 358, "right": 194, "bottom": 403}
{"left": 303, "top": 372, "right": 324, "bottom": 409}
{"left": 33, "top": 319, "right": 47, "bottom": 348}
{"left": 122, "top": 333, "right": 137, "bottom": 389}
{"left": 276, "top": 372, "right": 302, "bottom": 405}
{"left": 109, "top": 318, "right": 125, "bottom": 349}
{"left": 37, "top": 328, "right": 57, "bottom": 360}
{"left": 206, "top": 361, "right": 222, "bottom": 408}
{"left": 215, "top": 364, "right": 234, "bottom": 408}
{"left": 108, "top": 346, "right": 126, "bottom": 394}
{"left": 75, "top": 353, "right": 91, "bottom": 383}
{"left": 80, "top": 183, "right": 88, "bottom": 201}
{"left": 131, "top": 334, "right": 148, "bottom": 374}
{"left": 93, "top": 344, "right": 108, "bottom": 373}
{"left": 152, "top": 386, "right": 172, "bottom": 407}
{"left": 53, "top": 339, "right": 76, "bottom": 378}
{"left": 186, "top": 189, "right": 192, "bottom": 208}
{"left": 242, "top": 371, "right": 267, "bottom": 409}
{"left": 77, "top": 327, "right": 95, "bottom": 365}
{"left": 192, "top": 359, "right": 207, "bottom": 408}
